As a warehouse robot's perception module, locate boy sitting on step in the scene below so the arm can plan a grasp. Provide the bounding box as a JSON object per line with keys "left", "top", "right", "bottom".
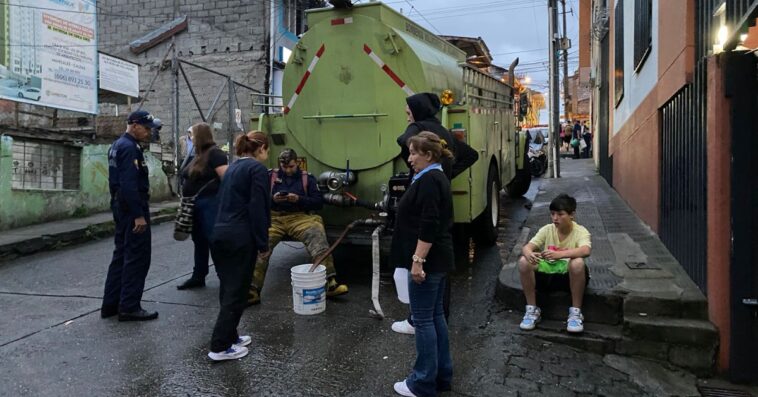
{"left": 518, "top": 193, "right": 592, "bottom": 333}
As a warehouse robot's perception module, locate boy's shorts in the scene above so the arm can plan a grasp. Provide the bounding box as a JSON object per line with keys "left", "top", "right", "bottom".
{"left": 535, "top": 265, "right": 591, "bottom": 293}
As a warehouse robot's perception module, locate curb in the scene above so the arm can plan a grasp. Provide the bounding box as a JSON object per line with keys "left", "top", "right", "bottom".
{"left": 0, "top": 206, "right": 177, "bottom": 264}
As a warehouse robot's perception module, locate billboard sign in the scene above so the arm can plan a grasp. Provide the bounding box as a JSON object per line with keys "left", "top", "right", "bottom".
{"left": 98, "top": 53, "right": 139, "bottom": 97}
{"left": 0, "top": 0, "right": 98, "bottom": 114}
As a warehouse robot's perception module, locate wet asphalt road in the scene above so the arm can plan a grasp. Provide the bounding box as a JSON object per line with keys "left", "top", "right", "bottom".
{"left": 0, "top": 178, "right": 650, "bottom": 396}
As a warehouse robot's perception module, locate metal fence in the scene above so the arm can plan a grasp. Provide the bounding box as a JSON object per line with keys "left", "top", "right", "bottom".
{"left": 11, "top": 139, "right": 81, "bottom": 191}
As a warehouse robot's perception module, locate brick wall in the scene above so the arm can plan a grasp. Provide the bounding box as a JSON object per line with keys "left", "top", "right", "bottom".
{"left": 97, "top": 0, "right": 271, "bottom": 157}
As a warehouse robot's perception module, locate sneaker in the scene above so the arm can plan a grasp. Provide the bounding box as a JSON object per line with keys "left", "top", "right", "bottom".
{"left": 393, "top": 380, "right": 418, "bottom": 397}
{"left": 519, "top": 305, "right": 541, "bottom": 330}
{"left": 567, "top": 307, "right": 584, "bottom": 333}
{"left": 247, "top": 287, "right": 261, "bottom": 306}
{"left": 234, "top": 335, "right": 251, "bottom": 347}
{"left": 326, "top": 277, "right": 348, "bottom": 297}
{"left": 391, "top": 319, "right": 415, "bottom": 335}
{"left": 208, "top": 345, "right": 249, "bottom": 361}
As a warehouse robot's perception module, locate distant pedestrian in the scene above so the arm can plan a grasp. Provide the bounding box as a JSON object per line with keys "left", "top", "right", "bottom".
{"left": 581, "top": 121, "right": 592, "bottom": 158}
{"left": 517, "top": 194, "right": 592, "bottom": 333}
{"left": 562, "top": 123, "right": 572, "bottom": 152}
{"left": 176, "top": 123, "right": 229, "bottom": 290}
{"left": 101, "top": 110, "right": 160, "bottom": 322}
{"left": 572, "top": 120, "right": 581, "bottom": 159}
{"left": 207, "top": 131, "right": 270, "bottom": 361}
{"left": 391, "top": 132, "right": 454, "bottom": 397}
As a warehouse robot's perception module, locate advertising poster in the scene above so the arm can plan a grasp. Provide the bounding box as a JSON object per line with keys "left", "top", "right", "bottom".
{"left": 98, "top": 53, "right": 138, "bottom": 97}
{"left": 0, "top": 0, "right": 98, "bottom": 114}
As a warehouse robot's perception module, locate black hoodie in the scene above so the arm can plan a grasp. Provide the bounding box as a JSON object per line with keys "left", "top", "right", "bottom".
{"left": 397, "top": 93, "right": 478, "bottom": 179}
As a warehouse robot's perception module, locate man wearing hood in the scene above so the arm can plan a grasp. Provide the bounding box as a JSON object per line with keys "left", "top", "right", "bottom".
{"left": 397, "top": 92, "right": 478, "bottom": 179}
{"left": 392, "top": 92, "right": 479, "bottom": 336}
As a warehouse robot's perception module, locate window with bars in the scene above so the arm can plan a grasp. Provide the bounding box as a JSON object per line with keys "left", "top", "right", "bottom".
{"left": 614, "top": 0, "right": 625, "bottom": 106}
{"left": 11, "top": 140, "right": 81, "bottom": 191}
{"left": 633, "top": 0, "right": 653, "bottom": 71}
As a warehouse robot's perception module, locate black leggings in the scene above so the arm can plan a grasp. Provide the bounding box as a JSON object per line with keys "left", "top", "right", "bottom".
{"left": 408, "top": 275, "right": 451, "bottom": 326}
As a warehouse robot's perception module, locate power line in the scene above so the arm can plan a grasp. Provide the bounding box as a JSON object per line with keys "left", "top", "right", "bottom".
{"left": 402, "top": 0, "right": 442, "bottom": 34}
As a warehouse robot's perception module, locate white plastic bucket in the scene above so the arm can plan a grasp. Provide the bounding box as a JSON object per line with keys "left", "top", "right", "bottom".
{"left": 290, "top": 264, "right": 327, "bottom": 315}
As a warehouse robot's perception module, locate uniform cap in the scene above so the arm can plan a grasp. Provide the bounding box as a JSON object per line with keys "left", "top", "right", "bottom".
{"left": 127, "top": 110, "right": 159, "bottom": 129}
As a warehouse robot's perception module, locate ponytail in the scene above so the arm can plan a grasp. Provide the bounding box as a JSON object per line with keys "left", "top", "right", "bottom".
{"left": 408, "top": 131, "right": 453, "bottom": 162}
{"left": 235, "top": 130, "right": 269, "bottom": 157}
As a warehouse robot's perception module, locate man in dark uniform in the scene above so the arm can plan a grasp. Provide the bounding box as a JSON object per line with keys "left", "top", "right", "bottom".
{"left": 101, "top": 110, "right": 159, "bottom": 321}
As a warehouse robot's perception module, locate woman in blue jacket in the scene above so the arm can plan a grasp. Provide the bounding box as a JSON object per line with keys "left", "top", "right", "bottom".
{"left": 207, "top": 131, "right": 270, "bottom": 361}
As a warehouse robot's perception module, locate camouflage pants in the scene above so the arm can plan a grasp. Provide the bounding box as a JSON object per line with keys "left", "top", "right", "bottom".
{"left": 251, "top": 212, "right": 336, "bottom": 291}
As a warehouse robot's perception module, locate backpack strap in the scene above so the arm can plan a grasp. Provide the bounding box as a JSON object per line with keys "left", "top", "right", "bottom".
{"left": 301, "top": 170, "right": 309, "bottom": 197}
{"left": 269, "top": 169, "right": 279, "bottom": 193}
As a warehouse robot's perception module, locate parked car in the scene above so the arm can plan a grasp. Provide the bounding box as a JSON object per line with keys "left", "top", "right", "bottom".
{"left": 17, "top": 87, "right": 41, "bottom": 101}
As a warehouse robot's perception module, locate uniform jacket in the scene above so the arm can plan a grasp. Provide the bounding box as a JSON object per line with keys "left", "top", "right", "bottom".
{"left": 270, "top": 168, "right": 322, "bottom": 213}
{"left": 108, "top": 132, "right": 150, "bottom": 218}
{"left": 212, "top": 158, "right": 270, "bottom": 253}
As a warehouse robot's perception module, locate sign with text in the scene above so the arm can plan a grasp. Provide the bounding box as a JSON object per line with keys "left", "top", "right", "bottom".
{"left": 0, "top": 0, "right": 98, "bottom": 114}
{"left": 98, "top": 53, "right": 138, "bottom": 97}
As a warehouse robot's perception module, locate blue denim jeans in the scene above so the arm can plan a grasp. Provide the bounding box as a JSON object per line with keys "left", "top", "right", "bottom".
{"left": 406, "top": 271, "right": 453, "bottom": 396}
{"left": 191, "top": 194, "right": 219, "bottom": 280}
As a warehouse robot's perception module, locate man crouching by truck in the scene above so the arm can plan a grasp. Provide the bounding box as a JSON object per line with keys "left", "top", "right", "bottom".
{"left": 248, "top": 148, "right": 349, "bottom": 305}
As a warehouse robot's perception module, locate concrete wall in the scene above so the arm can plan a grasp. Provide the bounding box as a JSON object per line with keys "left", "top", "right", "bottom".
{"left": 96, "top": 0, "right": 270, "bottom": 154}
{"left": 0, "top": 136, "right": 170, "bottom": 230}
{"left": 612, "top": 0, "right": 659, "bottom": 135}
{"left": 607, "top": 0, "right": 694, "bottom": 231}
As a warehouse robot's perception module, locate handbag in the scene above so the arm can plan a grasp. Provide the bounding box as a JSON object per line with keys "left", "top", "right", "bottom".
{"left": 173, "top": 179, "right": 217, "bottom": 241}
{"left": 579, "top": 138, "right": 588, "bottom": 150}
{"left": 570, "top": 138, "right": 580, "bottom": 148}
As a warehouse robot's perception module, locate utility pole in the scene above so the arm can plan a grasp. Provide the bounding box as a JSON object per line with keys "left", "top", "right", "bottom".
{"left": 548, "top": 0, "right": 561, "bottom": 178}
{"left": 172, "top": 0, "right": 180, "bottom": 192}
{"left": 561, "top": 0, "right": 571, "bottom": 174}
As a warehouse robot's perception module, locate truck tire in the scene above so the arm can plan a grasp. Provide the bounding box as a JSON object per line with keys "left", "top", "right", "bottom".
{"left": 507, "top": 142, "right": 532, "bottom": 198}
{"left": 473, "top": 164, "right": 500, "bottom": 246}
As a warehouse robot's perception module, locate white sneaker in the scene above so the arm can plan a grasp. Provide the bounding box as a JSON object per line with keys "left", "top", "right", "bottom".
{"left": 567, "top": 307, "right": 584, "bottom": 333}
{"left": 519, "top": 305, "right": 541, "bottom": 330}
{"left": 234, "top": 335, "right": 251, "bottom": 347}
{"left": 391, "top": 319, "right": 415, "bottom": 335}
{"left": 393, "top": 380, "right": 418, "bottom": 397}
{"left": 208, "top": 345, "right": 249, "bottom": 361}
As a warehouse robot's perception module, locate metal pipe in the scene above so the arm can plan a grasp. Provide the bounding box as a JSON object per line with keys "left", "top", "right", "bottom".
{"left": 302, "top": 113, "right": 388, "bottom": 119}
{"left": 369, "top": 224, "right": 386, "bottom": 319}
{"left": 508, "top": 57, "right": 519, "bottom": 87}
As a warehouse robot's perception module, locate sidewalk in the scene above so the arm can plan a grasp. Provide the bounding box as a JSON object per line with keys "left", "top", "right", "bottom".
{"left": 497, "top": 158, "right": 718, "bottom": 377}
{"left": 0, "top": 201, "right": 179, "bottom": 263}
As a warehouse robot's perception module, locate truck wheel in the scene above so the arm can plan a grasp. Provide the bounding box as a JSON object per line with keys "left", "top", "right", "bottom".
{"left": 473, "top": 164, "right": 500, "bottom": 246}
{"left": 507, "top": 142, "right": 532, "bottom": 198}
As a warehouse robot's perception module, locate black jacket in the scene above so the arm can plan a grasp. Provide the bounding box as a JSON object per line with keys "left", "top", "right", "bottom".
{"left": 108, "top": 133, "right": 149, "bottom": 218}
{"left": 211, "top": 158, "right": 270, "bottom": 253}
{"left": 397, "top": 93, "right": 479, "bottom": 180}
{"left": 390, "top": 169, "right": 454, "bottom": 273}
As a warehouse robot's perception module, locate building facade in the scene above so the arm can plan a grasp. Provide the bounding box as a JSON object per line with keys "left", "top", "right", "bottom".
{"left": 586, "top": 0, "right": 758, "bottom": 381}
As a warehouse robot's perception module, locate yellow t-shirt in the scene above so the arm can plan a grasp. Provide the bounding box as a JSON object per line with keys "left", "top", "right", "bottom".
{"left": 529, "top": 222, "right": 591, "bottom": 274}
{"left": 529, "top": 222, "right": 592, "bottom": 252}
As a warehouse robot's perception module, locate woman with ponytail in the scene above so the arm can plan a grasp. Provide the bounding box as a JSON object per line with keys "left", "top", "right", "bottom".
{"left": 391, "top": 131, "right": 455, "bottom": 396}
{"left": 206, "top": 131, "right": 270, "bottom": 361}
{"left": 176, "top": 123, "right": 228, "bottom": 290}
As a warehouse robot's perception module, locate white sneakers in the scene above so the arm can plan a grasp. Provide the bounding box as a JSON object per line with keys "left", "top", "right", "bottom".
{"left": 519, "top": 305, "right": 542, "bottom": 330}
{"left": 207, "top": 335, "right": 251, "bottom": 361}
{"left": 208, "top": 345, "right": 248, "bottom": 361}
{"left": 391, "top": 319, "right": 415, "bottom": 335}
{"left": 566, "top": 307, "right": 584, "bottom": 333}
{"left": 519, "top": 305, "right": 585, "bottom": 333}
{"left": 393, "top": 380, "right": 418, "bottom": 397}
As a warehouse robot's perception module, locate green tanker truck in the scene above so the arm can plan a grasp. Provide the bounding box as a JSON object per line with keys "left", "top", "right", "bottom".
{"left": 254, "top": 1, "right": 531, "bottom": 252}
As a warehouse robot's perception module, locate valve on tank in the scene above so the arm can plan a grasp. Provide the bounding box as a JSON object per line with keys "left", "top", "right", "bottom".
{"left": 318, "top": 170, "right": 358, "bottom": 192}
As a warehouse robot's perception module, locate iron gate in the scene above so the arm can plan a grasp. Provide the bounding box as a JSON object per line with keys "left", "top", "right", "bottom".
{"left": 659, "top": 70, "right": 708, "bottom": 292}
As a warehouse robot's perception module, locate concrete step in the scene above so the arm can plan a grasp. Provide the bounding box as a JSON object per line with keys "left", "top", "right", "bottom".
{"left": 518, "top": 318, "right": 622, "bottom": 355}
{"left": 497, "top": 263, "right": 623, "bottom": 325}
{"left": 623, "top": 294, "right": 709, "bottom": 321}
{"left": 623, "top": 315, "right": 718, "bottom": 347}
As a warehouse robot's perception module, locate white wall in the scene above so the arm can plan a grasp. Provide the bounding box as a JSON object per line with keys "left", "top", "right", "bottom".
{"left": 613, "top": 0, "right": 658, "bottom": 134}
